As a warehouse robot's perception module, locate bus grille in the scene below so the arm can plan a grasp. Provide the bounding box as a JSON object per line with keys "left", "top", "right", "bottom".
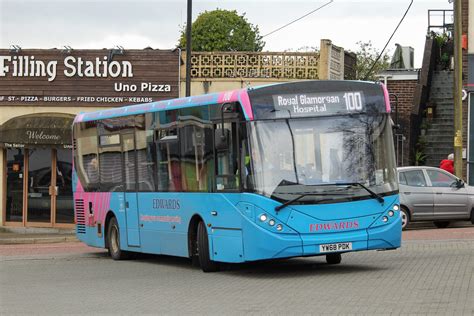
{"left": 75, "top": 199, "right": 86, "bottom": 234}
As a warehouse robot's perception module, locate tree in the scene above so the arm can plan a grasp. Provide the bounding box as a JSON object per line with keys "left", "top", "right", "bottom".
{"left": 351, "top": 41, "right": 390, "bottom": 80}
{"left": 178, "top": 9, "right": 265, "bottom": 52}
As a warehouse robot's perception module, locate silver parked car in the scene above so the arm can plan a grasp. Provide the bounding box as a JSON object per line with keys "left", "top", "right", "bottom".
{"left": 397, "top": 166, "right": 474, "bottom": 230}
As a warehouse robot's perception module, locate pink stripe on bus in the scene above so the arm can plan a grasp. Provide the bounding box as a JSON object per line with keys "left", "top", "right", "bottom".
{"left": 238, "top": 90, "right": 254, "bottom": 120}
{"left": 216, "top": 89, "right": 254, "bottom": 120}
{"left": 381, "top": 84, "right": 391, "bottom": 113}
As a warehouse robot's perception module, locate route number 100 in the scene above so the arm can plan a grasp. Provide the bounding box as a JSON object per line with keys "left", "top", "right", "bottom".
{"left": 343, "top": 92, "right": 363, "bottom": 111}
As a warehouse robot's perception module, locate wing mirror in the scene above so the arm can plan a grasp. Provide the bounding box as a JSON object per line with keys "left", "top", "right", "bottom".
{"left": 214, "top": 128, "right": 229, "bottom": 151}
{"left": 452, "top": 179, "right": 465, "bottom": 188}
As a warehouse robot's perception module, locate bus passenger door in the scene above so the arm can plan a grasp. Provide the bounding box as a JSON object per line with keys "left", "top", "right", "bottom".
{"left": 122, "top": 133, "right": 141, "bottom": 247}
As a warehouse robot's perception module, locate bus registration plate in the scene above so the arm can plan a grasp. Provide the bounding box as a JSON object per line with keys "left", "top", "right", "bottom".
{"left": 319, "top": 242, "right": 352, "bottom": 253}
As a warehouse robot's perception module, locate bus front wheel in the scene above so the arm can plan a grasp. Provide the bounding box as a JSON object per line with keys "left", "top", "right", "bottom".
{"left": 107, "top": 217, "right": 129, "bottom": 260}
{"left": 326, "top": 253, "right": 342, "bottom": 264}
{"left": 197, "top": 221, "right": 219, "bottom": 272}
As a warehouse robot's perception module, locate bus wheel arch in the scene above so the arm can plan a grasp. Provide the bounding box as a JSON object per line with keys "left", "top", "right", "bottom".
{"left": 197, "top": 221, "right": 219, "bottom": 272}
{"left": 188, "top": 215, "right": 219, "bottom": 272}
{"left": 104, "top": 210, "right": 116, "bottom": 249}
{"left": 187, "top": 215, "right": 202, "bottom": 266}
{"left": 104, "top": 211, "right": 130, "bottom": 260}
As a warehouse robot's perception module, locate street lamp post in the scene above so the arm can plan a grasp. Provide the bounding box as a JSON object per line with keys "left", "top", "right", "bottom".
{"left": 185, "top": 0, "right": 192, "bottom": 97}
{"left": 453, "top": 0, "right": 463, "bottom": 177}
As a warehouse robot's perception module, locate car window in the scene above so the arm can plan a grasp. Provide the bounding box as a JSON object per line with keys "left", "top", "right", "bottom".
{"left": 403, "top": 170, "right": 426, "bottom": 187}
{"left": 426, "top": 170, "right": 456, "bottom": 187}
{"left": 398, "top": 172, "right": 407, "bottom": 185}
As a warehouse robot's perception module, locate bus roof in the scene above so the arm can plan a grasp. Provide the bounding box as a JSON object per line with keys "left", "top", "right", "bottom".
{"left": 74, "top": 80, "right": 390, "bottom": 123}
{"left": 74, "top": 87, "right": 254, "bottom": 123}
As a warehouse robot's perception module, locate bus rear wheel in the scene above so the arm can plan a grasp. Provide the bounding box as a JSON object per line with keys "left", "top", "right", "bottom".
{"left": 326, "top": 253, "right": 342, "bottom": 264}
{"left": 197, "top": 221, "right": 219, "bottom": 272}
{"left": 107, "top": 217, "right": 129, "bottom": 260}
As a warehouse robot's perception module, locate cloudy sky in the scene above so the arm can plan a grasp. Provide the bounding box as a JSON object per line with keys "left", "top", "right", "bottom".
{"left": 0, "top": 0, "right": 452, "bottom": 67}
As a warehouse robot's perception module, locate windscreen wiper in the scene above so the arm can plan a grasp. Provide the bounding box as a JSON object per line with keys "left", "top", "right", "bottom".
{"left": 331, "top": 182, "right": 384, "bottom": 204}
{"left": 275, "top": 193, "right": 350, "bottom": 212}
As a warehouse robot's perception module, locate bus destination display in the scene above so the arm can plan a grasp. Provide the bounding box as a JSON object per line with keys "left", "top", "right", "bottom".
{"left": 272, "top": 91, "right": 365, "bottom": 116}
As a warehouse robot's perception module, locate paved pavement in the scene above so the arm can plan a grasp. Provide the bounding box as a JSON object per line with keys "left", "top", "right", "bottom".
{"left": 0, "top": 227, "right": 76, "bottom": 245}
{"left": 1, "top": 223, "right": 473, "bottom": 315}
{"left": 1, "top": 237, "right": 473, "bottom": 315}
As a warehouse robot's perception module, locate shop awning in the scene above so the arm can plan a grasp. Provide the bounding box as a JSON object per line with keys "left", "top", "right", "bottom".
{"left": 0, "top": 113, "right": 75, "bottom": 148}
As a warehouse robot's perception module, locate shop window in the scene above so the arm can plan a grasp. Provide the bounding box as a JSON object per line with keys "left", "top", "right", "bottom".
{"left": 6, "top": 149, "right": 25, "bottom": 222}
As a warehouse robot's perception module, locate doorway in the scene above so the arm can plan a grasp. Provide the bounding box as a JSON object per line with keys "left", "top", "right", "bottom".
{"left": 4, "top": 147, "right": 74, "bottom": 227}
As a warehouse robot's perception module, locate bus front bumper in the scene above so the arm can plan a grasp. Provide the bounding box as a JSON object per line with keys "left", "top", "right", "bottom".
{"left": 240, "top": 214, "right": 402, "bottom": 262}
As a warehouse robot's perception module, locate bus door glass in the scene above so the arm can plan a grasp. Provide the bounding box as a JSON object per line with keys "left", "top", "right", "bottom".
{"left": 215, "top": 121, "right": 239, "bottom": 191}
{"left": 122, "top": 132, "right": 140, "bottom": 247}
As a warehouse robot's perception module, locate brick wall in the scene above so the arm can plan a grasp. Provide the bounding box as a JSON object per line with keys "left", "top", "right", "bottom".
{"left": 386, "top": 79, "right": 419, "bottom": 166}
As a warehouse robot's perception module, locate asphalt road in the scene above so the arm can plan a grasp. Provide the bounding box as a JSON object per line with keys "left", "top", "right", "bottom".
{"left": 1, "top": 225, "right": 473, "bottom": 315}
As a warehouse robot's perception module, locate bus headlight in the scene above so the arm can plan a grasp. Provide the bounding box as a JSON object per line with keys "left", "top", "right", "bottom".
{"left": 382, "top": 216, "right": 388, "bottom": 222}
{"left": 259, "top": 214, "right": 267, "bottom": 222}
{"left": 268, "top": 219, "right": 275, "bottom": 226}
{"left": 393, "top": 204, "right": 399, "bottom": 211}
{"left": 388, "top": 210, "right": 394, "bottom": 217}
{"left": 276, "top": 224, "right": 283, "bottom": 231}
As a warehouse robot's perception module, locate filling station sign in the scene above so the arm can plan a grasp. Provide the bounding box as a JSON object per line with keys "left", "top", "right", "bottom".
{"left": 0, "top": 49, "right": 180, "bottom": 106}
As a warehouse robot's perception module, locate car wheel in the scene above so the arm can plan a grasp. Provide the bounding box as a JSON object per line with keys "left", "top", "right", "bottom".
{"left": 107, "top": 217, "right": 130, "bottom": 260}
{"left": 434, "top": 221, "right": 450, "bottom": 229}
{"left": 326, "top": 253, "right": 342, "bottom": 264}
{"left": 197, "top": 221, "right": 219, "bottom": 272}
{"left": 400, "top": 207, "right": 410, "bottom": 230}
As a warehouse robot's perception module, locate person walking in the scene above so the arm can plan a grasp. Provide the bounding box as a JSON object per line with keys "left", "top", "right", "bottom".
{"left": 439, "top": 153, "right": 454, "bottom": 174}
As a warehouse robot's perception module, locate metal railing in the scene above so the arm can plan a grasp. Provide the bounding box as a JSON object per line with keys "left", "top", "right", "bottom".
{"left": 428, "top": 9, "right": 454, "bottom": 35}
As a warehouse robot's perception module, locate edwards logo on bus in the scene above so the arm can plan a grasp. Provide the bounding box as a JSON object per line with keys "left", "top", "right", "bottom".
{"left": 309, "top": 221, "right": 359, "bottom": 232}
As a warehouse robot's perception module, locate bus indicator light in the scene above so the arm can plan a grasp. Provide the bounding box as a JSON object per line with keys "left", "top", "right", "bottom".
{"left": 388, "top": 211, "right": 394, "bottom": 217}
{"left": 276, "top": 224, "right": 283, "bottom": 231}
{"left": 382, "top": 216, "right": 388, "bottom": 222}
{"left": 268, "top": 219, "right": 275, "bottom": 226}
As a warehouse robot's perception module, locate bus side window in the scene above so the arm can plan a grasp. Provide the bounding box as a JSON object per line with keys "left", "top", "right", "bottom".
{"left": 156, "top": 128, "right": 180, "bottom": 192}
{"left": 74, "top": 121, "right": 100, "bottom": 192}
{"left": 180, "top": 123, "right": 214, "bottom": 192}
{"left": 215, "top": 122, "right": 239, "bottom": 191}
{"left": 137, "top": 114, "right": 156, "bottom": 192}
{"left": 98, "top": 133, "right": 123, "bottom": 191}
